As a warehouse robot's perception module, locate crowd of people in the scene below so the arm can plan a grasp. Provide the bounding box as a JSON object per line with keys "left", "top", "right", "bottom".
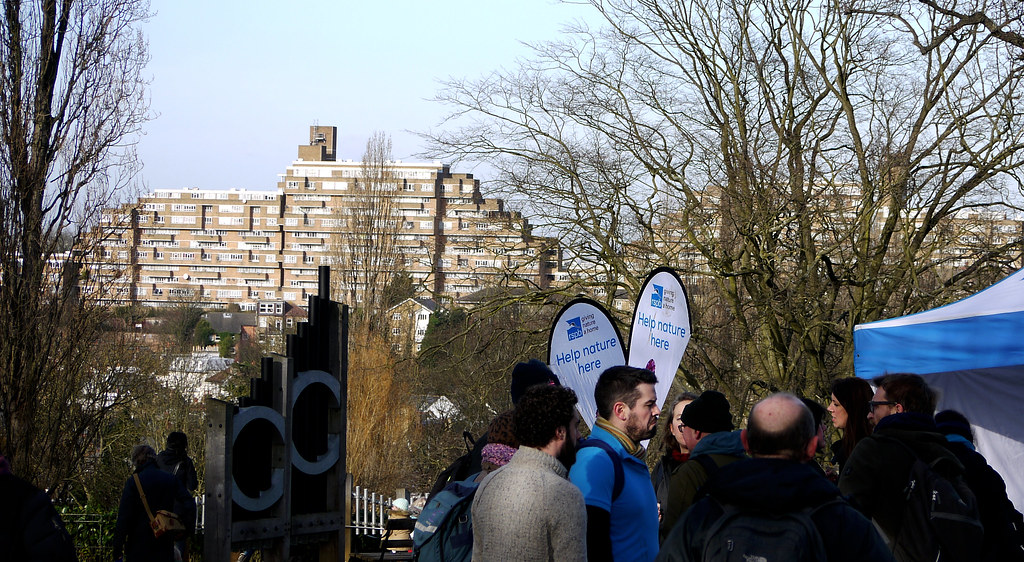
{"left": 464, "top": 364, "right": 1024, "bottom": 562}
{"left": 4, "top": 361, "right": 1022, "bottom": 562}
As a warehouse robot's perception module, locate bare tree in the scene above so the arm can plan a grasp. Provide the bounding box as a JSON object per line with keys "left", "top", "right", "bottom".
{"left": 330, "top": 132, "right": 406, "bottom": 333}
{"left": 0, "top": 0, "right": 150, "bottom": 491}
{"left": 424, "top": 0, "right": 1024, "bottom": 406}
{"left": 848, "top": 0, "right": 1024, "bottom": 54}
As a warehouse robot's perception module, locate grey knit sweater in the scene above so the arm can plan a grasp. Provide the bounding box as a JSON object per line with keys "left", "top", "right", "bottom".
{"left": 471, "top": 446, "right": 587, "bottom": 561}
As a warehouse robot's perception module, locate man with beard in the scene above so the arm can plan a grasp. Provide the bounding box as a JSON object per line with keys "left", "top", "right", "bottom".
{"left": 472, "top": 384, "right": 586, "bottom": 561}
{"left": 659, "top": 390, "right": 746, "bottom": 540}
{"left": 570, "top": 366, "right": 661, "bottom": 562}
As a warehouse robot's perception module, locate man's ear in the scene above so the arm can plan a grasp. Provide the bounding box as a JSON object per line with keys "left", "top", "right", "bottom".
{"left": 612, "top": 401, "right": 628, "bottom": 421}
{"left": 740, "top": 429, "right": 750, "bottom": 454}
{"left": 895, "top": 402, "right": 904, "bottom": 414}
{"left": 555, "top": 425, "right": 567, "bottom": 441}
{"left": 803, "top": 435, "right": 819, "bottom": 462}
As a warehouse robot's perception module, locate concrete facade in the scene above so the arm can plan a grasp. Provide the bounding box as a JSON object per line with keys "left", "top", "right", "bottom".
{"left": 85, "top": 126, "right": 562, "bottom": 310}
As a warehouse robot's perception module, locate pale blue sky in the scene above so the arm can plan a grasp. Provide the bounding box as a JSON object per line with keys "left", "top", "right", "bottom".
{"left": 137, "top": 1, "right": 596, "bottom": 192}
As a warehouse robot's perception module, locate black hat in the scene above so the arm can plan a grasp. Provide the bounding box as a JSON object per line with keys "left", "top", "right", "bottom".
{"left": 935, "top": 410, "right": 974, "bottom": 444}
{"left": 681, "top": 390, "right": 734, "bottom": 433}
{"left": 510, "top": 359, "right": 559, "bottom": 404}
{"left": 167, "top": 431, "right": 188, "bottom": 452}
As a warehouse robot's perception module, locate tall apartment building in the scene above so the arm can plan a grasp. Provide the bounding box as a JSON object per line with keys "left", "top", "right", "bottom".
{"left": 86, "top": 126, "right": 562, "bottom": 310}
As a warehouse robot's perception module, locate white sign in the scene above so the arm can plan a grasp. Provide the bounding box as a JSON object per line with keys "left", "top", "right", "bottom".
{"left": 628, "top": 268, "right": 691, "bottom": 413}
{"left": 548, "top": 299, "right": 626, "bottom": 428}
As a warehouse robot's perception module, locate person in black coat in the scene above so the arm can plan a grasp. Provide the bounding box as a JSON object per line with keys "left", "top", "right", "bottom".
{"left": 156, "top": 431, "right": 198, "bottom": 494}
{"left": 156, "top": 432, "right": 199, "bottom": 561}
{"left": 113, "top": 445, "right": 195, "bottom": 562}
{"left": 935, "top": 410, "right": 1024, "bottom": 561}
{"left": 0, "top": 453, "right": 78, "bottom": 562}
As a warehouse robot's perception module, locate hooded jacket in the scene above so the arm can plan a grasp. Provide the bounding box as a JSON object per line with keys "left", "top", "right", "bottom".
{"left": 838, "top": 412, "right": 965, "bottom": 539}
{"left": 660, "top": 430, "right": 746, "bottom": 541}
{"left": 656, "top": 458, "right": 895, "bottom": 562}
{"left": 156, "top": 447, "right": 198, "bottom": 494}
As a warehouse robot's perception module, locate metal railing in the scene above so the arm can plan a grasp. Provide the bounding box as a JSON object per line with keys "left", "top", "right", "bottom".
{"left": 349, "top": 484, "right": 395, "bottom": 536}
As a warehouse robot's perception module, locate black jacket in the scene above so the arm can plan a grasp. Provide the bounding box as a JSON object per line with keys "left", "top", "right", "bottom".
{"left": 112, "top": 461, "right": 195, "bottom": 561}
{"left": 0, "top": 474, "right": 77, "bottom": 562}
{"left": 944, "top": 439, "right": 1024, "bottom": 561}
{"left": 156, "top": 447, "right": 198, "bottom": 494}
{"left": 656, "top": 457, "right": 894, "bottom": 562}
{"left": 838, "top": 413, "right": 964, "bottom": 539}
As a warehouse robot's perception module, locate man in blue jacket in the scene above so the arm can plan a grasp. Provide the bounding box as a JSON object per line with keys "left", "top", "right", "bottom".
{"left": 570, "top": 366, "right": 660, "bottom": 562}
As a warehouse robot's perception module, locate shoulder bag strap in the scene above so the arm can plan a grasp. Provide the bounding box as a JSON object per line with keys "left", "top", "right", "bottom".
{"left": 133, "top": 473, "right": 156, "bottom": 523}
{"left": 578, "top": 439, "right": 624, "bottom": 501}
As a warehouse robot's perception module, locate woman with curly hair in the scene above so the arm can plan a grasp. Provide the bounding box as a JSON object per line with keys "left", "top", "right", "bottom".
{"left": 651, "top": 391, "right": 698, "bottom": 537}
{"left": 827, "top": 377, "right": 873, "bottom": 472}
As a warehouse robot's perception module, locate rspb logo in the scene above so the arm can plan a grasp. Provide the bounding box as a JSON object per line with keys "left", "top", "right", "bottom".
{"left": 651, "top": 285, "right": 664, "bottom": 309}
{"left": 566, "top": 317, "right": 583, "bottom": 341}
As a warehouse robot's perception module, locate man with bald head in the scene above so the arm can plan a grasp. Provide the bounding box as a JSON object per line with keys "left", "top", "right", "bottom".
{"left": 656, "top": 393, "right": 893, "bottom": 562}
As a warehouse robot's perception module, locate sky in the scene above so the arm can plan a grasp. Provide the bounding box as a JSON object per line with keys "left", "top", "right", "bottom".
{"left": 137, "top": 1, "right": 598, "bottom": 193}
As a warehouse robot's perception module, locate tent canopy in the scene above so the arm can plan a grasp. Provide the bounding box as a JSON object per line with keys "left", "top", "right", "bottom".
{"left": 853, "top": 267, "right": 1024, "bottom": 512}
{"left": 855, "top": 268, "right": 1024, "bottom": 376}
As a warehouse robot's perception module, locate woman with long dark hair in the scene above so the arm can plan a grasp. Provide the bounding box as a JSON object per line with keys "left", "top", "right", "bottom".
{"left": 651, "top": 392, "right": 698, "bottom": 540}
{"left": 827, "top": 377, "right": 873, "bottom": 471}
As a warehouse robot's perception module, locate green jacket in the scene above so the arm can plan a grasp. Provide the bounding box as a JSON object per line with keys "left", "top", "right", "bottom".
{"left": 660, "top": 431, "right": 746, "bottom": 542}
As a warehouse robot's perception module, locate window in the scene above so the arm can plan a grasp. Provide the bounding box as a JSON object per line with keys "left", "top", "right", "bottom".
{"left": 392, "top": 313, "right": 402, "bottom": 321}
{"left": 392, "top": 327, "right": 401, "bottom": 336}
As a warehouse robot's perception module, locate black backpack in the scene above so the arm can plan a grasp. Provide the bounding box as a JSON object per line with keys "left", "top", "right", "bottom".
{"left": 699, "top": 497, "right": 839, "bottom": 562}
{"left": 878, "top": 436, "right": 984, "bottom": 562}
{"left": 427, "top": 431, "right": 479, "bottom": 499}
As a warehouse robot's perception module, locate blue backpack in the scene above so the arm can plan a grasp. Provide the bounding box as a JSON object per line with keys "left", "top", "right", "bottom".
{"left": 413, "top": 476, "right": 480, "bottom": 562}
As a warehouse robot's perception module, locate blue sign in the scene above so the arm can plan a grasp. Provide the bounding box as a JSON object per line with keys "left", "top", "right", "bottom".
{"left": 651, "top": 284, "right": 664, "bottom": 308}
{"left": 567, "top": 317, "right": 583, "bottom": 341}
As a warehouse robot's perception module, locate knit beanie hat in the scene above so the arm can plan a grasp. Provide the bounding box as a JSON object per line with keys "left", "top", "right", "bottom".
{"left": 481, "top": 409, "right": 519, "bottom": 471}
{"left": 510, "top": 359, "right": 559, "bottom": 404}
{"left": 935, "top": 410, "right": 974, "bottom": 444}
{"left": 681, "top": 390, "right": 734, "bottom": 433}
{"left": 487, "top": 409, "right": 519, "bottom": 449}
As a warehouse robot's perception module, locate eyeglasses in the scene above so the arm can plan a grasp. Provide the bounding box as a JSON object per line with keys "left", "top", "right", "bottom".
{"left": 868, "top": 400, "right": 897, "bottom": 410}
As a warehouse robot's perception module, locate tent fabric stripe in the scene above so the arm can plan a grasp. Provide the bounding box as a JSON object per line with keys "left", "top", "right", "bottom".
{"left": 854, "top": 310, "right": 1024, "bottom": 377}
